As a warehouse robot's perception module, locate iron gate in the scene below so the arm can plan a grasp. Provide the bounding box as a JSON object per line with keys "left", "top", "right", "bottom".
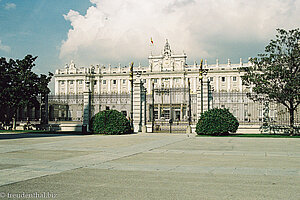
{"left": 151, "top": 85, "right": 191, "bottom": 133}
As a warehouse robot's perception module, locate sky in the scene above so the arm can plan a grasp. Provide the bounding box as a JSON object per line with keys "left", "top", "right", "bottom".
{"left": 1, "top": 0, "right": 300, "bottom": 92}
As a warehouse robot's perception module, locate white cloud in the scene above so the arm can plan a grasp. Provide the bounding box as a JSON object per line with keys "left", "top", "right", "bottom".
{"left": 5, "top": 3, "right": 16, "bottom": 10}
{"left": 0, "top": 40, "right": 11, "bottom": 52}
{"left": 60, "top": 0, "right": 300, "bottom": 66}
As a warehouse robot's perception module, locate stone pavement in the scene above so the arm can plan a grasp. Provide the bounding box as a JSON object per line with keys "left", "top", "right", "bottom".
{"left": 0, "top": 133, "right": 299, "bottom": 199}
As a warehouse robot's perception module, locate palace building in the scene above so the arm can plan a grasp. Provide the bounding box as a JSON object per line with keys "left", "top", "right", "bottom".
{"left": 55, "top": 40, "right": 249, "bottom": 96}
{"left": 53, "top": 40, "right": 292, "bottom": 130}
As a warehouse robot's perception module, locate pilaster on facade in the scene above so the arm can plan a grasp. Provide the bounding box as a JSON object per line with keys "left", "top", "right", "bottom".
{"left": 227, "top": 76, "right": 231, "bottom": 92}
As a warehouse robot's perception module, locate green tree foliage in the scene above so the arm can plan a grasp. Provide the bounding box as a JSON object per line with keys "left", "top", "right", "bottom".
{"left": 241, "top": 28, "right": 300, "bottom": 134}
{"left": 90, "top": 110, "right": 132, "bottom": 135}
{"left": 196, "top": 108, "right": 239, "bottom": 136}
{"left": 0, "top": 55, "right": 52, "bottom": 126}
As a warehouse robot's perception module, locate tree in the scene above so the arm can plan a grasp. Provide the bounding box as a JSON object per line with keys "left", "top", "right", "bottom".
{"left": 241, "top": 28, "right": 300, "bottom": 135}
{"left": 0, "top": 55, "right": 53, "bottom": 128}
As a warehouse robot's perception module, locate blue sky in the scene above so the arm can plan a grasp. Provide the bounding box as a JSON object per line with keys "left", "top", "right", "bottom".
{"left": 0, "top": 0, "right": 92, "bottom": 74}
{"left": 1, "top": 0, "right": 300, "bottom": 92}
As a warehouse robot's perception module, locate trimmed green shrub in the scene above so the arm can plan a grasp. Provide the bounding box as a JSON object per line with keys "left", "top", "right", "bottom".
{"left": 196, "top": 108, "right": 239, "bottom": 136}
{"left": 90, "top": 110, "right": 132, "bottom": 135}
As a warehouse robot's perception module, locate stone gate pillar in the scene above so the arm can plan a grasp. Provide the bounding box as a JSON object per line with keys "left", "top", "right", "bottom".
{"left": 40, "top": 93, "right": 49, "bottom": 125}
{"left": 133, "top": 80, "right": 142, "bottom": 133}
{"left": 197, "top": 80, "right": 209, "bottom": 120}
{"left": 83, "top": 82, "right": 92, "bottom": 132}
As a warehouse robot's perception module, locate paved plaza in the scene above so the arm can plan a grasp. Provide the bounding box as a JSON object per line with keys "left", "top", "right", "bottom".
{"left": 0, "top": 132, "right": 299, "bottom": 200}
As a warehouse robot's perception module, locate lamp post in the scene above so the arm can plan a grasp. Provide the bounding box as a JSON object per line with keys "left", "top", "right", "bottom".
{"left": 152, "top": 82, "right": 155, "bottom": 132}
{"left": 188, "top": 78, "right": 191, "bottom": 125}
{"left": 144, "top": 88, "right": 147, "bottom": 127}
{"left": 207, "top": 78, "right": 214, "bottom": 110}
{"left": 129, "top": 62, "right": 134, "bottom": 131}
{"left": 199, "top": 59, "right": 208, "bottom": 114}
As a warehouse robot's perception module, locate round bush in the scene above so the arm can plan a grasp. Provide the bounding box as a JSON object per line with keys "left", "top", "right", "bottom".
{"left": 196, "top": 108, "right": 239, "bottom": 136}
{"left": 90, "top": 110, "right": 132, "bottom": 135}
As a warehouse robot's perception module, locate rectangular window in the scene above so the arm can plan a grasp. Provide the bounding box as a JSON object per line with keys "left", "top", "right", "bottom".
{"left": 70, "top": 81, "right": 73, "bottom": 84}
{"left": 153, "top": 79, "right": 158, "bottom": 83}
{"left": 61, "top": 81, "right": 65, "bottom": 85}
{"left": 78, "top": 80, "right": 83, "bottom": 84}
{"left": 233, "top": 76, "right": 237, "bottom": 81}
{"left": 94, "top": 80, "right": 97, "bottom": 85}
{"left": 77, "top": 111, "right": 82, "bottom": 118}
{"left": 103, "top": 80, "right": 106, "bottom": 84}
{"left": 222, "top": 77, "right": 226, "bottom": 82}
{"left": 210, "top": 77, "right": 214, "bottom": 81}
{"left": 123, "top": 80, "right": 126, "bottom": 84}
{"left": 113, "top": 80, "right": 117, "bottom": 84}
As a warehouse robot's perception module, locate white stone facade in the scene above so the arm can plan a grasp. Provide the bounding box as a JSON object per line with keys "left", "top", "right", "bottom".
{"left": 55, "top": 40, "right": 250, "bottom": 96}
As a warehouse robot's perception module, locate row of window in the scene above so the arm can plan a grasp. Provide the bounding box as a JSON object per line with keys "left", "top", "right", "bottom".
{"left": 209, "top": 77, "right": 237, "bottom": 82}
{"left": 60, "top": 80, "right": 83, "bottom": 85}
{"left": 60, "top": 76, "right": 239, "bottom": 86}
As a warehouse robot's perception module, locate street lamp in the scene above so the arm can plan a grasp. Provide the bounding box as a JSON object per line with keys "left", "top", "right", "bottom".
{"left": 136, "top": 71, "right": 143, "bottom": 132}
{"left": 129, "top": 62, "right": 134, "bottom": 131}
{"left": 144, "top": 88, "right": 147, "bottom": 128}
{"left": 188, "top": 78, "right": 191, "bottom": 125}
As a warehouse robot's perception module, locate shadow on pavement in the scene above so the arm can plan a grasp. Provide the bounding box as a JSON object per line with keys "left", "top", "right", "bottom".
{"left": 0, "top": 132, "right": 88, "bottom": 140}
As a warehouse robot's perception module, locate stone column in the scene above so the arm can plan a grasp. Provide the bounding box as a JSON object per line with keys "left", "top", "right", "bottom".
{"left": 65, "top": 80, "right": 68, "bottom": 95}
{"left": 158, "top": 104, "right": 161, "bottom": 119}
{"left": 74, "top": 79, "right": 77, "bottom": 95}
{"left": 133, "top": 80, "right": 142, "bottom": 133}
{"left": 118, "top": 79, "right": 121, "bottom": 93}
{"left": 108, "top": 80, "right": 111, "bottom": 93}
{"left": 193, "top": 78, "right": 197, "bottom": 93}
{"left": 159, "top": 78, "right": 162, "bottom": 87}
{"left": 170, "top": 78, "right": 173, "bottom": 88}
{"left": 227, "top": 76, "right": 231, "bottom": 92}
{"left": 148, "top": 78, "right": 151, "bottom": 92}
{"left": 97, "top": 77, "right": 101, "bottom": 94}
{"left": 55, "top": 80, "right": 59, "bottom": 95}
{"left": 216, "top": 76, "right": 219, "bottom": 92}
{"left": 180, "top": 103, "right": 183, "bottom": 120}
{"left": 239, "top": 77, "right": 243, "bottom": 92}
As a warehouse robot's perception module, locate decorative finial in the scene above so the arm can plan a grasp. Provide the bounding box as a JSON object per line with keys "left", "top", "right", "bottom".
{"left": 227, "top": 59, "right": 231, "bottom": 65}
{"left": 164, "top": 39, "right": 171, "bottom": 57}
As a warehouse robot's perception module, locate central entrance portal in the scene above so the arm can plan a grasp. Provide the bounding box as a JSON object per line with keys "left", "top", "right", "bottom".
{"left": 151, "top": 87, "right": 191, "bottom": 133}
